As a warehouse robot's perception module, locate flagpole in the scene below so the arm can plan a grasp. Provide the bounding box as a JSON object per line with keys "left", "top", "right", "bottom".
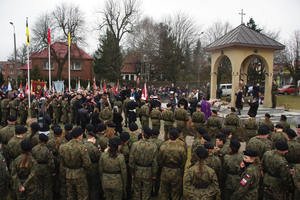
{"left": 48, "top": 18, "right": 51, "bottom": 92}
{"left": 26, "top": 17, "right": 31, "bottom": 109}
{"left": 68, "top": 37, "right": 70, "bottom": 91}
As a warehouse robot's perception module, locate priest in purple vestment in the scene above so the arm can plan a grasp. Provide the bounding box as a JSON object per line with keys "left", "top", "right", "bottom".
{"left": 201, "top": 97, "right": 211, "bottom": 120}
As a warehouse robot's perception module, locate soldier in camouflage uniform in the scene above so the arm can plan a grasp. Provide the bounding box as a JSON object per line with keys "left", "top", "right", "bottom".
{"left": 61, "top": 96, "right": 69, "bottom": 124}
{"left": 96, "top": 123, "right": 108, "bottom": 151}
{"left": 114, "top": 97, "right": 123, "bottom": 114}
{"left": 30, "top": 99, "right": 38, "bottom": 118}
{"left": 262, "top": 141, "right": 293, "bottom": 200}
{"left": 0, "top": 139, "right": 12, "bottom": 199}
{"left": 151, "top": 104, "right": 161, "bottom": 130}
{"left": 31, "top": 134, "right": 55, "bottom": 200}
{"left": 161, "top": 103, "right": 174, "bottom": 141}
{"left": 206, "top": 110, "right": 222, "bottom": 145}
{"left": 25, "top": 122, "right": 40, "bottom": 147}
{"left": 260, "top": 113, "right": 274, "bottom": 137}
{"left": 1, "top": 97, "right": 9, "bottom": 125}
{"left": 69, "top": 95, "right": 76, "bottom": 124}
{"left": 204, "top": 142, "right": 222, "bottom": 184}
{"left": 192, "top": 104, "right": 206, "bottom": 139}
{"left": 122, "top": 95, "right": 130, "bottom": 127}
{"left": 191, "top": 132, "right": 210, "bottom": 165}
{"left": 214, "top": 130, "right": 231, "bottom": 164}
{"left": 9, "top": 97, "right": 18, "bottom": 116}
{"left": 139, "top": 100, "right": 150, "bottom": 128}
{"left": 221, "top": 139, "right": 243, "bottom": 200}
{"left": 174, "top": 102, "right": 189, "bottom": 139}
{"left": 184, "top": 146, "right": 219, "bottom": 199}
{"left": 271, "top": 79, "right": 278, "bottom": 108}
{"left": 82, "top": 132, "right": 102, "bottom": 200}
{"left": 285, "top": 129, "right": 300, "bottom": 169}
{"left": 52, "top": 96, "right": 60, "bottom": 124}
{"left": 129, "top": 127, "right": 158, "bottom": 200}
{"left": 99, "top": 138, "right": 127, "bottom": 200}
{"left": 232, "top": 149, "right": 261, "bottom": 200}
{"left": 243, "top": 113, "right": 258, "bottom": 143}
{"left": 224, "top": 107, "right": 240, "bottom": 139}
{"left": 60, "top": 127, "right": 92, "bottom": 200}
{"left": 293, "top": 164, "right": 300, "bottom": 199}
{"left": 119, "top": 132, "right": 131, "bottom": 199}
{"left": 19, "top": 98, "right": 28, "bottom": 125}
{"left": 271, "top": 124, "right": 286, "bottom": 149}
{"left": 0, "top": 115, "right": 17, "bottom": 162}
{"left": 57, "top": 95, "right": 63, "bottom": 123}
{"left": 127, "top": 123, "right": 139, "bottom": 150}
{"left": 99, "top": 102, "right": 113, "bottom": 124}
{"left": 277, "top": 114, "right": 290, "bottom": 132}
{"left": 158, "top": 129, "right": 186, "bottom": 200}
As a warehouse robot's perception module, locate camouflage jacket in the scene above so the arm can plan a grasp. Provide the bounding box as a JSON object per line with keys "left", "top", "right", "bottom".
{"left": 260, "top": 120, "right": 274, "bottom": 134}
{"left": 70, "top": 99, "right": 75, "bottom": 111}
{"left": 184, "top": 163, "right": 219, "bottom": 199}
{"left": 272, "top": 83, "right": 278, "bottom": 94}
{"left": 285, "top": 140, "right": 300, "bottom": 168}
{"left": 224, "top": 114, "right": 240, "bottom": 127}
{"left": 0, "top": 154, "right": 11, "bottom": 186}
{"left": 129, "top": 139, "right": 158, "bottom": 179}
{"left": 99, "top": 151, "right": 127, "bottom": 188}
{"left": 52, "top": 99, "right": 60, "bottom": 110}
{"left": 25, "top": 132, "right": 39, "bottom": 147}
{"left": 246, "top": 136, "right": 271, "bottom": 160}
{"left": 232, "top": 163, "right": 261, "bottom": 200}
{"left": 114, "top": 100, "right": 123, "bottom": 114}
{"left": 271, "top": 131, "right": 287, "bottom": 149}
{"left": 31, "top": 144, "right": 55, "bottom": 174}
{"left": 47, "top": 137, "right": 66, "bottom": 158}
{"left": 292, "top": 164, "right": 300, "bottom": 199}
{"left": 192, "top": 111, "right": 206, "bottom": 124}
{"left": 262, "top": 150, "right": 292, "bottom": 189}
{"left": 206, "top": 115, "right": 222, "bottom": 131}
{"left": 95, "top": 133, "right": 108, "bottom": 152}
{"left": 191, "top": 138, "right": 203, "bottom": 164}
{"left": 174, "top": 108, "right": 189, "bottom": 121}
{"left": 1, "top": 100, "right": 9, "bottom": 112}
{"left": 61, "top": 100, "right": 69, "bottom": 111}
{"left": 149, "top": 137, "right": 163, "bottom": 150}
{"left": 99, "top": 107, "right": 113, "bottom": 123}
{"left": 205, "top": 154, "right": 222, "bottom": 179}
{"left": 120, "top": 144, "right": 130, "bottom": 164}
{"left": 122, "top": 99, "right": 130, "bottom": 113}
{"left": 6, "top": 136, "right": 24, "bottom": 162}
{"left": 127, "top": 131, "right": 139, "bottom": 150}
{"left": 60, "top": 139, "right": 92, "bottom": 179}
{"left": 19, "top": 101, "right": 27, "bottom": 112}
{"left": 161, "top": 109, "right": 174, "bottom": 126}
{"left": 82, "top": 141, "right": 102, "bottom": 167}
{"left": 277, "top": 120, "right": 290, "bottom": 132}
{"left": 140, "top": 104, "right": 150, "bottom": 117}
{"left": 244, "top": 118, "right": 258, "bottom": 137}
{"left": 151, "top": 108, "right": 161, "bottom": 120}
{"left": 0, "top": 124, "right": 16, "bottom": 156}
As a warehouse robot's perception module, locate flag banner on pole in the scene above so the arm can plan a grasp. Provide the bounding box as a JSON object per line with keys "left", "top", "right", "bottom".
{"left": 115, "top": 81, "right": 118, "bottom": 95}
{"left": 75, "top": 80, "right": 78, "bottom": 91}
{"left": 87, "top": 82, "right": 90, "bottom": 91}
{"left": 19, "top": 82, "right": 24, "bottom": 98}
{"left": 68, "top": 32, "right": 71, "bottom": 47}
{"left": 53, "top": 81, "right": 64, "bottom": 94}
{"left": 8, "top": 81, "right": 12, "bottom": 91}
{"left": 100, "top": 82, "right": 103, "bottom": 92}
{"left": 44, "top": 84, "right": 47, "bottom": 96}
{"left": 142, "top": 82, "right": 148, "bottom": 100}
{"left": 26, "top": 18, "right": 30, "bottom": 45}
{"left": 48, "top": 27, "right": 51, "bottom": 46}
{"left": 25, "top": 83, "right": 29, "bottom": 95}
{"left": 103, "top": 81, "right": 106, "bottom": 92}
{"left": 93, "top": 77, "right": 96, "bottom": 91}
{"left": 31, "top": 80, "right": 46, "bottom": 99}
{"left": 78, "top": 79, "right": 81, "bottom": 91}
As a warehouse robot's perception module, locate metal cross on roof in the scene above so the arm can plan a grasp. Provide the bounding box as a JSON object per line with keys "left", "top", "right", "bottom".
{"left": 239, "top": 9, "right": 246, "bottom": 25}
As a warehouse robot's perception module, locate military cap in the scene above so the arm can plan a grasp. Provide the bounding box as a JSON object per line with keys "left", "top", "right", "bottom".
{"left": 297, "top": 124, "right": 300, "bottom": 128}
{"left": 114, "top": 137, "right": 122, "bottom": 146}
{"left": 275, "top": 141, "right": 289, "bottom": 151}
{"left": 21, "top": 140, "right": 33, "bottom": 152}
{"left": 145, "top": 100, "right": 149, "bottom": 103}
{"left": 265, "top": 113, "right": 271, "bottom": 118}
{"left": 155, "top": 104, "right": 160, "bottom": 108}
{"left": 197, "top": 127, "right": 207, "bottom": 135}
{"left": 286, "top": 129, "right": 297, "bottom": 138}
{"left": 11, "top": 97, "right": 15, "bottom": 100}
{"left": 107, "top": 122, "right": 116, "bottom": 128}
{"left": 128, "top": 123, "right": 137, "bottom": 131}
{"left": 196, "top": 104, "right": 201, "bottom": 108}
{"left": 97, "top": 123, "right": 107, "bottom": 132}
{"left": 138, "top": 133, "right": 143, "bottom": 140}
{"left": 243, "top": 149, "right": 258, "bottom": 157}
{"left": 204, "top": 142, "right": 214, "bottom": 149}
{"left": 120, "top": 132, "right": 130, "bottom": 142}
{"left": 144, "top": 127, "right": 152, "bottom": 136}
{"left": 258, "top": 127, "right": 269, "bottom": 135}
{"left": 88, "top": 132, "right": 98, "bottom": 139}
{"left": 30, "top": 122, "right": 40, "bottom": 131}
{"left": 126, "top": 94, "right": 130, "bottom": 97}
{"left": 169, "top": 129, "right": 179, "bottom": 138}
{"left": 231, "top": 107, "right": 236, "bottom": 112}
{"left": 15, "top": 126, "right": 28, "bottom": 135}
{"left": 222, "top": 129, "right": 232, "bottom": 135}
{"left": 71, "top": 127, "right": 84, "bottom": 138}
{"left": 63, "top": 95, "right": 68, "bottom": 99}
{"left": 104, "top": 102, "right": 109, "bottom": 107}
{"left": 86, "top": 124, "right": 94, "bottom": 132}
{"left": 108, "top": 138, "right": 118, "bottom": 149}
{"left": 230, "top": 139, "right": 241, "bottom": 148}
{"left": 141, "top": 97, "right": 146, "bottom": 100}
{"left": 129, "top": 97, "right": 135, "bottom": 100}
{"left": 176, "top": 127, "right": 183, "bottom": 133}
{"left": 53, "top": 95, "right": 57, "bottom": 99}
{"left": 275, "top": 124, "right": 284, "bottom": 129}
{"left": 7, "top": 115, "right": 17, "bottom": 121}
{"left": 54, "top": 127, "right": 63, "bottom": 135}
{"left": 152, "top": 128, "right": 160, "bottom": 135}
{"left": 195, "top": 146, "right": 208, "bottom": 159}
{"left": 20, "top": 98, "right": 25, "bottom": 101}
{"left": 202, "top": 133, "right": 211, "bottom": 142}
{"left": 281, "top": 115, "right": 287, "bottom": 120}
{"left": 64, "top": 123, "right": 73, "bottom": 131}
{"left": 212, "top": 110, "right": 217, "bottom": 114}
{"left": 39, "top": 134, "right": 49, "bottom": 142}
{"left": 166, "top": 103, "right": 172, "bottom": 107}
{"left": 248, "top": 113, "right": 255, "bottom": 117}
{"left": 65, "top": 132, "right": 72, "bottom": 141}
{"left": 51, "top": 125, "right": 60, "bottom": 131}
{"left": 216, "top": 133, "right": 226, "bottom": 139}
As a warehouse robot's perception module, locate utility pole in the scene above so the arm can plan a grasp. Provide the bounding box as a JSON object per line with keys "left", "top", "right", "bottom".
{"left": 10, "top": 22, "right": 17, "bottom": 87}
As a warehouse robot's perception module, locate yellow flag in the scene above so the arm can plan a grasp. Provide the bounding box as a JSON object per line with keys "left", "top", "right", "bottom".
{"left": 26, "top": 18, "right": 30, "bottom": 45}
{"left": 68, "top": 32, "right": 71, "bottom": 47}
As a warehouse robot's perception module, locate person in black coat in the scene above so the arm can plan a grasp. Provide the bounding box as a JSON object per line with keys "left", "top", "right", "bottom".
{"left": 127, "top": 97, "right": 139, "bottom": 125}
{"left": 247, "top": 97, "right": 259, "bottom": 117}
{"left": 253, "top": 83, "right": 260, "bottom": 99}
{"left": 150, "top": 97, "right": 161, "bottom": 111}
{"left": 113, "top": 106, "right": 123, "bottom": 135}
{"left": 78, "top": 103, "right": 90, "bottom": 130}
{"left": 91, "top": 108, "right": 100, "bottom": 133}
{"left": 235, "top": 87, "right": 243, "bottom": 115}
{"left": 74, "top": 95, "right": 83, "bottom": 126}
{"left": 189, "top": 95, "right": 198, "bottom": 116}
{"left": 177, "top": 93, "right": 188, "bottom": 110}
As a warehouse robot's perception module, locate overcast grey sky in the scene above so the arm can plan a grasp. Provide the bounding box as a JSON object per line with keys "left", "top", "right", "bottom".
{"left": 1, "top": 0, "right": 299, "bottom": 61}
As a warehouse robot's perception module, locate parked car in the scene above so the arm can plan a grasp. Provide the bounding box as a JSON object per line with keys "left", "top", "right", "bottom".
{"left": 220, "top": 84, "right": 232, "bottom": 96}
{"left": 247, "top": 86, "right": 265, "bottom": 96}
{"left": 278, "top": 85, "right": 300, "bottom": 95}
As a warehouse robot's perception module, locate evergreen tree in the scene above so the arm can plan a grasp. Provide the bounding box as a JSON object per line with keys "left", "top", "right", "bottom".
{"left": 31, "top": 64, "right": 43, "bottom": 80}
{"left": 247, "top": 18, "right": 262, "bottom": 33}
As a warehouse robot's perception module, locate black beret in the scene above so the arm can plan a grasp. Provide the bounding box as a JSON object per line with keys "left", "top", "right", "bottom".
{"left": 145, "top": 100, "right": 149, "bottom": 103}
{"left": 176, "top": 127, "right": 183, "bottom": 133}
{"left": 223, "top": 129, "right": 232, "bottom": 135}
{"left": 169, "top": 129, "right": 179, "bottom": 138}
{"left": 144, "top": 127, "right": 152, "bottom": 136}
{"left": 11, "top": 97, "right": 15, "bottom": 100}
{"left": 265, "top": 113, "right": 271, "bottom": 118}
{"left": 71, "top": 127, "right": 84, "bottom": 138}
{"left": 243, "top": 149, "right": 258, "bottom": 157}
{"left": 86, "top": 124, "right": 94, "bottom": 132}
{"left": 179, "top": 102, "right": 185, "bottom": 106}
{"left": 114, "top": 137, "right": 122, "bottom": 146}
{"left": 260, "top": 124, "right": 269, "bottom": 131}
{"left": 212, "top": 110, "right": 217, "bottom": 114}
{"left": 152, "top": 128, "right": 160, "bottom": 135}
{"left": 107, "top": 122, "right": 116, "bottom": 128}
{"left": 248, "top": 113, "right": 255, "bottom": 117}
{"left": 65, "top": 132, "right": 72, "bottom": 141}
{"left": 166, "top": 103, "right": 172, "bottom": 107}
{"left": 129, "top": 123, "right": 138, "bottom": 131}
{"left": 51, "top": 125, "right": 60, "bottom": 131}
{"left": 286, "top": 129, "right": 297, "bottom": 138}
{"left": 195, "top": 146, "right": 208, "bottom": 159}
{"left": 258, "top": 127, "right": 269, "bottom": 135}
{"left": 275, "top": 124, "right": 284, "bottom": 129}
{"left": 15, "top": 126, "right": 28, "bottom": 135}
{"left": 7, "top": 115, "right": 17, "bottom": 121}
{"left": 202, "top": 133, "right": 211, "bottom": 142}
{"left": 63, "top": 95, "right": 68, "bottom": 99}
{"left": 196, "top": 104, "right": 201, "bottom": 108}
{"left": 297, "top": 124, "right": 300, "bottom": 128}
{"left": 231, "top": 107, "right": 236, "bottom": 112}
{"left": 39, "top": 134, "right": 49, "bottom": 142}
{"left": 21, "top": 140, "right": 33, "bottom": 152}
{"left": 138, "top": 133, "right": 143, "bottom": 140}
{"left": 64, "top": 123, "right": 73, "bottom": 131}
{"left": 109, "top": 138, "right": 118, "bottom": 149}
{"left": 275, "top": 141, "right": 289, "bottom": 151}
{"left": 104, "top": 102, "right": 109, "bottom": 107}
{"left": 281, "top": 115, "right": 287, "bottom": 120}
{"left": 204, "top": 142, "right": 214, "bottom": 149}
{"left": 230, "top": 139, "right": 241, "bottom": 148}
{"left": 88, "top": 132, "right": 98, "bottom": 139}
{"left": 53, "top": 95, "right": 57, "bottom": 98}
{"left": 97, "top": 123, "right": 107, "bottom": 132}
{"left": 30, "top": 122, "right": 40, "bottom": 131}
{"left": 216, "top": 133, "right": 226, "bottom": 139}
{"left": 120, "top": 132, "right": 130, "bottom": 142}
{"left": 197, "top": 127, "right": 207, "bottom": 135}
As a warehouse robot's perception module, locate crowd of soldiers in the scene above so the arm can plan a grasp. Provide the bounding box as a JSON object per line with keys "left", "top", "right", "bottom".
{"left": 0, "top": 83, "right": 299, "bottom": 200}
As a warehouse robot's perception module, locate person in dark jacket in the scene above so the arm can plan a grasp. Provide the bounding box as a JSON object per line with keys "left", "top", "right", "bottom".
{"left": 91, "top": 108, "right": 100, "bottom": 133}
{"left": 189, "top": 95, "right": 198, "bottom": 116}
{"left": 113, "top": 106, "right": 123, "bottom": 135}
{"left": 248, "top": 97, "right": 259, "bottom": 117}
{"left": 235, "top": 87, "right": 243, "bottom": 115}
{"left": 253, "top": 83, "right": 260, "bottom": 99}
{"left": 78, "top": 103, "right": 90, "bottom": 130}
{"left": 177, "top": 93, "right": 188, "bottom": 110}
{"left": 74, "top": 95, "right": 83, "bottom": 126}
{"left": 127, "top": 97, "right": 139, "bottom": 125}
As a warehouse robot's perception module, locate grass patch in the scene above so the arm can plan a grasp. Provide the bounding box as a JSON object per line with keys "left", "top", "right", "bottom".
{"left": 277, "top": 95, "right": 300, "bottom": 110}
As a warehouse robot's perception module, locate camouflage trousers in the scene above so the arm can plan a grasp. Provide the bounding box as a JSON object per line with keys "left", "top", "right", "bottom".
{"left": 152, "top": 119, "right": 160, "bottom": 131}
{"left": 141, "top": 116, "right": 149, "bottom": 128}
{"left": 0, "top": 182, "right": 9, "bottom": 200}
{"left": 20, "top": 111, "right": 28, "bottom": 125}
{"left": 70, "top": 110, "right": 75, "bottom": 123}
{"left": 30, "top": 109, "right": 37, "bottom": 118}
{"left": 160, "top": 177, "right": 182, "bottom": 200}
{"left": 164, "top": 125, "right": 173, "bottom": 141}
{"left": 176, "top": 121, "right": 187, "bottom": 140}
{"left": 16, "top": 178, "right": 36, "bottom": 200}
{"left": 36, "top": 167, "right": 53, "bottom": 200}
{"left": 66, "top": 178, "right": 88, "bottom": 200}
{"left": 86, "top": 166, "right": 101, "bottom": 200}
{"left": 1, "top": 111, "right": 8, "bottom": 124}
{"left": 124, "top": 111, "right": 128, "bottom": 125}
{"left": 103, "top": 187, "right": 123, "bottom": 200}
{"left": 132, "top": 176, "right": 152, "bottom": 200}
{"left": 62, "top": 110, "right": 68, "bottom": 124}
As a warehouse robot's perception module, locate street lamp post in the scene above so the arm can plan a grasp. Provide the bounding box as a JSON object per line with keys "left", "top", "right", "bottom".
{"left": 10, "top": 22, "right": 17, "bottom": 88}
{"left": 198, "top": 32, "right": 204, "bottom": 88}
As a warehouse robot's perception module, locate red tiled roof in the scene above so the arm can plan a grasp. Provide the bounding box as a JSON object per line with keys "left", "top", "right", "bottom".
{"left": 30, "top": 42, "right": 92, "bottom": 60}
{"left": 21, "top": 61, "right": 32, "bottom": 70}
{"left": 121, "top": 52, "right": 144, "bottom": 74}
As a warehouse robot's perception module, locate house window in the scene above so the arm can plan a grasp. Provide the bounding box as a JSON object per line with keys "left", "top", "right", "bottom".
{"left": 43, "top": 62, "right": 54, "bottom": 70}
{"left": 9, "top": 65, "right": 14, "bottom": 69}
{"left": 9, "top": 71, "right": 14, "bottom": 74}
{"left": 18, "top": 71, "right": 22, "bottom": 75}
{"left": 2, "top": 71, "right": 5, "bottom": 75}
{"left": 72, "top": 62, "right": 82, "bottom": 70}
{"left": 130, "top": 75, "right": 134, "bottom": 80}
{"left": 125, "top": 75, "right": 129, "bottom": 80}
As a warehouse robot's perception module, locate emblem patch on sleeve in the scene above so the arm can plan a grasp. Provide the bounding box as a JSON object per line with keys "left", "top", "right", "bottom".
{"left": 240, "top": 178, "right": 247, "bottom": 185}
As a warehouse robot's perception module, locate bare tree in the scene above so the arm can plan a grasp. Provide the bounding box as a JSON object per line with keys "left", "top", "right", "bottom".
{"left": 204, "top": 19, "right": 233, "bottom": 44}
